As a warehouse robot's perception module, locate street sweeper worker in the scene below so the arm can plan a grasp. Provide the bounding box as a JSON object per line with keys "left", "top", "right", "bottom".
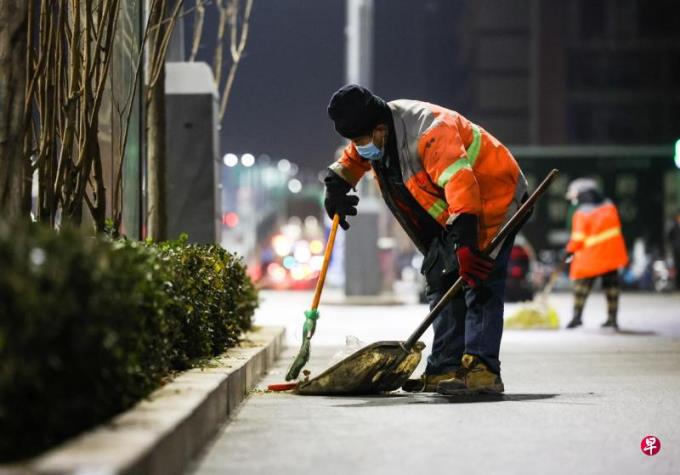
{"left": 564, "top": 179, "right": 629, "bottom": 330}
{"left": 323, "top": 84, "right": 528, "bottom": 395}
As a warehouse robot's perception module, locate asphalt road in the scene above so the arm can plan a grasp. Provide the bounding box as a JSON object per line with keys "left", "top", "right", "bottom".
{"left": 189, "top": 290, "right": 680, "bottom": 475}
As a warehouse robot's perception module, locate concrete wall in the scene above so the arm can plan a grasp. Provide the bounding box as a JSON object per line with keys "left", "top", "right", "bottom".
{"left": 165, "top": 62, "right": 219, "bottom": 243}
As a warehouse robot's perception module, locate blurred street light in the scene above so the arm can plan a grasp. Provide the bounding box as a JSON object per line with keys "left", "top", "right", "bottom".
{"left": 675, "top": 138, "right": 680, "bottom": 169}
{"left": 266, "top": 262, "right": 286, "bottom": 282}
{"left": 241, "top": 153, "right": 255, "bottom": 167}
{"left": 277, "top": 159, "right": 291, "bottom": 173}
{"left": 283, "top": 219, "right": 302, "bottom": 239}
{"left": 288, "top": 178, "right": 302, "bottom": 194}
{"left": 282, "top": 255, "right": 297, "bottom": 270}
{"left": 293, "top": 241, "right": 311, "bottom": 263}
{"left": 223, "top": 153, "right": 238, "bottom": 167}
{"left": 310, "top": 255, "right": 324, "bottom": 271}
{"left": 223, "top": 212, "right": 239, "bottom": 228}
{"left": 272, "top": 234, "right": 293, "bottom": 256}
{"left": 309, "top": 239, "right": 323, "bottom": 254}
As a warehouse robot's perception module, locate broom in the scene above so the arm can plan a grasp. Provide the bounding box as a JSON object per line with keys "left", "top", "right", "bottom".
{"left": 284, "top": 214, "right": 340, "bottom": 381}
{"left": 505, "top": 256, "right": 567, "bottom": 329}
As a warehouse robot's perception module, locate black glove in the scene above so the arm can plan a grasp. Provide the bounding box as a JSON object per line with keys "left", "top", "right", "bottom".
{"left": 323, "top": 169, "right": 359, "bottom": 230}
{"left": 446, "top": 213, "right": 479, "bottom": 249}
{"left": 558, "top": 248, "right": 574, "bottom": 264}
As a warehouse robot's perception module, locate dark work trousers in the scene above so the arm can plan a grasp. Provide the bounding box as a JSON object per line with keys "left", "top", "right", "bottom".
{"left": 572, "top": 270, "right": 620, "bottom": 323}
{"left": 424, "top": 238, "right": 514, "bottom": 376}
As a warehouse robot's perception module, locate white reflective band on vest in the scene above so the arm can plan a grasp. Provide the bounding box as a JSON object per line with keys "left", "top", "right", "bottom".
{"left": 584, "top": 227, "right": 622, "bottom": 248}
{"left": 571, "top": 231, "right": 586, "bottom": 242}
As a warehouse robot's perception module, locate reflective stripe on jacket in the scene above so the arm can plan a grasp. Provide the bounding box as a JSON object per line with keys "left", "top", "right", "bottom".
{"left": 329, "top": 99, "right": 527, "bottom": 249}
{"left": 566, "top": 201, "right": 629, "bottom": 279}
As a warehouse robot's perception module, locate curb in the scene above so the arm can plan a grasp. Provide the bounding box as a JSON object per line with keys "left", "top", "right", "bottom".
{"left": 16, "top": 326, "right": 285, "bottom": 475}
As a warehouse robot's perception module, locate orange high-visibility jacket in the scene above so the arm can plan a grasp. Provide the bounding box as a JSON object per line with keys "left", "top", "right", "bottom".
{"left": 329, "top": 99, "right": 527, "bottom": 250}
{"left": 566, "top": 201, "right": 629, "bottom": 280}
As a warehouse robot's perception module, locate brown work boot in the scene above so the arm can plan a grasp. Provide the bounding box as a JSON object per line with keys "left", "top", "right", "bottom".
{"left": 436, "top": 354, "right": 504, "bottom": 395}
{"left": 402, "top": 370, "right": 458, "bottom": 393}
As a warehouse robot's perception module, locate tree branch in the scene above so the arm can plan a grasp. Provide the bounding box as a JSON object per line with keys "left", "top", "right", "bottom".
{"left": 218, "top": 0, "right": 252, "bottom": 120}
{"left": 189, "top": 0, "right": 206, "bottom": 61}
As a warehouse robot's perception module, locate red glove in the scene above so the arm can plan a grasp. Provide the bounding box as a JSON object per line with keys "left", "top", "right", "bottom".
{"left": 456, "top": 246, "right": 494, "bottom": 287}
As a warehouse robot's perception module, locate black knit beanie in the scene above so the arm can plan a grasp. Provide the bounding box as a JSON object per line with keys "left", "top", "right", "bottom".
{"left": 327, "top": 84, "right": 390, "bottom": 139}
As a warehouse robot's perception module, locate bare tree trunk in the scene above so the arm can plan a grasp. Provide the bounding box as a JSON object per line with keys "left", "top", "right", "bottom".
{"left": 24, "top": 0, "right": 121, "bottom": 232}
{"left": 0, "top": 0, "right": 28, "bottom": 220}
{"left": 145, "top": 0, "right": 169, "bottom": 241}
{"left": 146, "top": 66, "right": 167, "bottom": 241}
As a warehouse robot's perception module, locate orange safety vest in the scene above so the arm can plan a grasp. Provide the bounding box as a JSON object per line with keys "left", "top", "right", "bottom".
{"left": 329, "top": 99, "right": 527, "bottom": 250}
{"left": 566, "top": 201, "right": 629, "bottom": 280}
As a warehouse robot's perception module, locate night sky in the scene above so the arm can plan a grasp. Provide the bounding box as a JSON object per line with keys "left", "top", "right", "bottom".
{"left": 185, "top": 0, "right": 471, "bottom": 174}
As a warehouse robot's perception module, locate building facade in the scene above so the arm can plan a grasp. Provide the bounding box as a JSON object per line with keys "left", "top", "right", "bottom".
{"left": 375, "top": 0, "right": 680, "bottom": 253}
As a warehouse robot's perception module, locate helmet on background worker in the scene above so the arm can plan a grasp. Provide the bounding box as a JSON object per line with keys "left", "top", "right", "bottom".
{"left": 565, "top": 178, "right": 599, "bottom": 205}
{"left": 565, "top": 179, "right": 628, "bottom": 280}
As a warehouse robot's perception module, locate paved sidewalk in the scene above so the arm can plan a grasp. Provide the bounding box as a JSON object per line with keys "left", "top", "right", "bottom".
{"left": 189, "top": 291, "right": 680, "bottom": 475}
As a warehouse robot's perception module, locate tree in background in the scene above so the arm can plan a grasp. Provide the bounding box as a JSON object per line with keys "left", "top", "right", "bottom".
{"left": 0, "top": 0, "right": 28, "bottom": 220}
{"left": 23, "top": 0, "right": 122, "bottom": 230}
{"left": 0, "top": 0, "right": 186, "bottom": 235}
{"left": 1, "top": 0, "right": 212, "bottom": 237}
{"left": 188, "top": 0, "right": 254, "bottom": 122}
{"left": 144, "top": 0, "right": 253, "bottom": 240}
{"left": 144, "top": 0, "right": 184, "bottom": 241}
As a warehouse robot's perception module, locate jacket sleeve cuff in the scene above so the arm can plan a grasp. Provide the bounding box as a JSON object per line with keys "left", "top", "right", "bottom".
{"left": 446, "top": 213, "right": 479, "bottom": 249}
{"left": 328, "top": 162, "right": 360, "bottom": 188}
{"left": 323, "top": 168, "right": 353, "bottom": 194}
{"left": 566, "top": 240, "right": 582, "bottom": 253}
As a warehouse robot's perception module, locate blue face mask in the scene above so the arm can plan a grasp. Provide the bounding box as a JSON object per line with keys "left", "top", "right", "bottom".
{"left": 355, "top": 140, "right": 383, "bottom": 161}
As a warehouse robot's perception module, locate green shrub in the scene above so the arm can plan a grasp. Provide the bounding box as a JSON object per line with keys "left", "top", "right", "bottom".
{"left": 156, "top": 237, "right": 257, "bottom": 369}
{"left": 0, "top": 222, "right": 257, "bottom": 462}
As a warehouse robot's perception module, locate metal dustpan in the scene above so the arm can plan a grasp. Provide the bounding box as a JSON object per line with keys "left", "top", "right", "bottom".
{"left": 296, "top": 169, "right": 559, "bottom": 396}
{"left": 296, "top": 340, "right": 426, "bottom": 395}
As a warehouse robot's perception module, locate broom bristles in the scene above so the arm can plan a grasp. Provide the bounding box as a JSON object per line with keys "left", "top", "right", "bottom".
{"left": 285, "top": 338, "right": 311, "bottom": 381}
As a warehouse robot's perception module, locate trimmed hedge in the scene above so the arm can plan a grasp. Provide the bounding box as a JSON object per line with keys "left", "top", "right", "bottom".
{"left": 156, "top": 236, "right": 258, "bottom": 369}
{"left": 0, "top": 221, "right": 257, "bottom": 462}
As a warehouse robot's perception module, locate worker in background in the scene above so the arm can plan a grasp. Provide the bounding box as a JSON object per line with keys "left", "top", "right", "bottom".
{"left": 668, "top": 212, "right": 680, "bottom": 290}
{"left": 564, "top": 179, "right": 629, "bottom": 330}
{"left": 323, "top": 85, "right": 527, "bottom": 395}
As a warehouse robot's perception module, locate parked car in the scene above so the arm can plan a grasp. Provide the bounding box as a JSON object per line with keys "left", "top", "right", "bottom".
{"left": 505, "top": 241, "right": 535, "bottom": 302}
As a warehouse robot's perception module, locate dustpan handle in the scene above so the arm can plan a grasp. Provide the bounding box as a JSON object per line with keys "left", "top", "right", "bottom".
{"left": 404, "top": 169, "right": 560, "bottom": 351}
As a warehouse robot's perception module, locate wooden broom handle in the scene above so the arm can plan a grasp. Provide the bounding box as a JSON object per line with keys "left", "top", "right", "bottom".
{"left": 311, "top": 214, "right": 340, "bottom": 310}
{"left": 404, "top": 169, "right": 560, "bottom": 350}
